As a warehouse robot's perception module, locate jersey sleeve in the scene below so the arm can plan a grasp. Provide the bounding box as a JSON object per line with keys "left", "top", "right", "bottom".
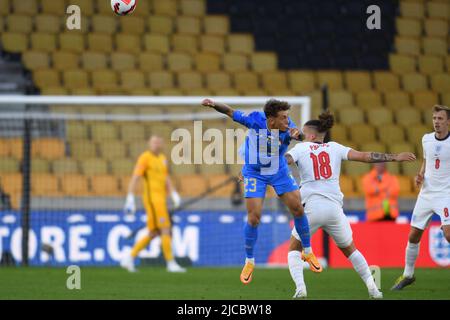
{"left": 133, "top": 153, "right": 149, "bottom": 176}
{"left": 333, "top": 142, "right": 352, "bottom": 160}
{"left": 286, "top": 144, "right": 301, "bottom": 163}
{"left": 232, "top": 110, "right": 257, "bottom": 128}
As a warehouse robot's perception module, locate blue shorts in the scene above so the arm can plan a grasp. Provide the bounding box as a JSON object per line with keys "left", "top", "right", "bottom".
{"left": 242, "top": 167, "right": 299, "bottom": 198}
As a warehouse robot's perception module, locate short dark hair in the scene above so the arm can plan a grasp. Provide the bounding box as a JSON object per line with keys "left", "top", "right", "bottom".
{"left": 433, "top": 105, "right": 450, "bottom": 119}
{"left": 263, "top": 99, "right": 291, "bottom": 118}
{"left": 305, "top": 111, "right": 335, "bottom": 133}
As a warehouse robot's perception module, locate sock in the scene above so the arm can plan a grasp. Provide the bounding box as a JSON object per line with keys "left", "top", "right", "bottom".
{"left": 161, "top": 234, "right": 174, "bottom": 262}
{"left": 288, "top": 251, "right": 305, "bottom": 290}
{"left": 131, "top": 235, "right": 151, "bottom": 258}
{"left": 244, "top": 222, "right": 258, "bottom": 259}
{"left": 294, "top": 215, "right": 311, "bottom": 254}
{"left": 348, "top": 250, "right": 374, "bottom": 289}
{"left": 403, "top": 241, "right": 419, "bottom": 278}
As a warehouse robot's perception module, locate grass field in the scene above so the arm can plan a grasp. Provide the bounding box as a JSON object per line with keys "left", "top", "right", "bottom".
{"left": 0, "top": 267, "right": 449, "bottom": 300}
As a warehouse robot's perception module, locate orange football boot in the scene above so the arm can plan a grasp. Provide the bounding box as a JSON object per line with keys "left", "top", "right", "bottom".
{"left": 302, "top": 251, "right": 323, "bottom": 273}
{"left": 240, "top": 261, "right": 254, "bottom": 284}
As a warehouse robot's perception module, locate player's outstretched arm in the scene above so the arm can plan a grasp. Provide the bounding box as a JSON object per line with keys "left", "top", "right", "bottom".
{"left": 201, "top": 98, "right": 234, "bottom": 118}
{"left": 347, "top": 150, "right": 416, "bottom": 163}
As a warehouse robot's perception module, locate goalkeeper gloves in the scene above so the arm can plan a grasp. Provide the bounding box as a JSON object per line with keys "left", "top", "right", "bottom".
{"left": 171, "top": 191, "right": 181, "bottom": 209}
{"left": 124, "top": 193, "right": 136, "bottom": 215}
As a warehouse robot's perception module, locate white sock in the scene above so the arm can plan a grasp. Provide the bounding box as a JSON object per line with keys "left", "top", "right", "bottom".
{"left": 403, "top": 241, "right": 419, "bottom": 278}
{"left": 288, "top": 251, "right": 305, "bottom": 290}
{"left": 348, "top": 250, "right": 375, "bottom": 289}
{"left": 303, "top": 247, "right": 312, "bottom": 255}
{"left": 246, "top": 257, "right": 255, "bottom": 265}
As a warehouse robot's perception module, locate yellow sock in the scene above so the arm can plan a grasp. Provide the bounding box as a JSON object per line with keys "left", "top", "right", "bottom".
{"left": 131, "top": 235, "right": 151, "bottom": 258}
{"left": 161, "top": 234, "right": 174, "bottom": 261}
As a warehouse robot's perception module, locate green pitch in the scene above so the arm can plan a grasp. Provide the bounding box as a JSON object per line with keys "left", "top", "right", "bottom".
{"left": 0, "top": 267, "right": 449, "bottom": 300}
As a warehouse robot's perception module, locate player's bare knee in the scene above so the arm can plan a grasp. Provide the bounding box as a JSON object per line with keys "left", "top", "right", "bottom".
{"left": 408, "top": 228, "right": 422, "bottom": 244}
{"left": 290, "top": 204, "right": 304, "bottom": 218}
{"left": 289, "top": 236, "right": 302, "bottom": 251}
{"left": 247, "top": 215, "right": 260, "bottom": 226}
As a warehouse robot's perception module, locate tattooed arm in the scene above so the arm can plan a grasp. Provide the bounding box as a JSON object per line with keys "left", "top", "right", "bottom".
{"left": 201, "top": 98, "right": 234, "bottom": 118}
{"left": 347, "top": 150, "right": 416, "bottom": 163}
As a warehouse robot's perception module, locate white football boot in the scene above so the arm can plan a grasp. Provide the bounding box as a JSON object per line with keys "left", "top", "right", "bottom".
{"left": 293, "top": 286, "right": 307, "bottom": 299}
{"left": 120, "top": 253, "right": 136, "bottom": 273}
{"left": 167, "top": 260, "right": 186, "bottom": 273}
{"left": 367, "top": 281, "right": 383, "bottom": 299}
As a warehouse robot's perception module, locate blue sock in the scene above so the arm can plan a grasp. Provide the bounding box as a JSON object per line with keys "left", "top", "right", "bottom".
{"left": 244, "top": 222, "right": 258, "bottom": 259}
{"left": 294, "top": 215, "right": 311, "bottom": 249}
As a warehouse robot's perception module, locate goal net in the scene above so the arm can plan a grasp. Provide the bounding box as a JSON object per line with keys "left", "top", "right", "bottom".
{"left": 0, "top": 95, "right": 312, "bottom": 268}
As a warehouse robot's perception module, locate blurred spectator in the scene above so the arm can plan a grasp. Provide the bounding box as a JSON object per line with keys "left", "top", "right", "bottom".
{"left": 362, "top": 163, "right": 399, "bottom": 222}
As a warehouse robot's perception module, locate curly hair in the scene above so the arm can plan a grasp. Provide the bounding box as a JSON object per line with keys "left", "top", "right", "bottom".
{"left": 263, "top": 99, "right": 291, "bottom": 118}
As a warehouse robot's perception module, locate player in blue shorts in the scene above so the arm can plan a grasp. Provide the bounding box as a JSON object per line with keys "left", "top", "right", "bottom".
{"left": 202, "top": 98, "right": 322, "bottom": 284}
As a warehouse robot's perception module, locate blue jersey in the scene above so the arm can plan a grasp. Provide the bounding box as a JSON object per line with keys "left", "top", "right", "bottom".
{"left": 233, "top": 110, "right": 297, "bottom": 176}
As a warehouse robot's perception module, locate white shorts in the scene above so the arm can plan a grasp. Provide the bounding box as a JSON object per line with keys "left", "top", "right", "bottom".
{"left": 292, "top": 195, "right": 353, "bottom": 248}
{"left": 411, "top": 193, "right": 450, "bottom": 230}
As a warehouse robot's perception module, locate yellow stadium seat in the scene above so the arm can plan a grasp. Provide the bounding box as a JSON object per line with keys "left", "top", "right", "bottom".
{"left": 349, "top": 124, "right": 377, "bottom": 145}
{"left": 343, "top": 162, "right": 371, "bottom": 177}
{"left": 91, "top": 70, "right": 119, "bottom": 91}
{"left": 367, "top": 107, "right": 393, "bottom": 126}
{"left": 199, "top": 35, "right": 225, "bottom": 55}
{"left": 422, "top": 37, "right": 447, "bottom": 56}
{"left": 330, "top": 124, "right": 348, "bottom": 142}
{"left": 0, "top": 158, "right": 19, "bottom": 173}
{"left": 120, "top": 70, "right": 146, "bottom": 91}
{"left": 412, "top": 91, "right": 439, "bottom": 109}
{"left": 167, "top": 52, "right": 193, "bottom": 72}
{"left": 402, "top": 73, "right": 428, "bottom": 92}
{"left": 52, "top": 51, "right": 79, "bottom": 70}
{"left": 206, "top": 72, "right": 232, "bottom": 91}
{"left": 66, "top": 122, "right": 88, "bottom": 140}
{"left": 386, "top": 162, "right": 401, "bottom": 175}
{"left": 148, "top": 71, "right": 174, "bottom": 90}
{"left": 384, "top": 91, "right": 411, "bottom": 108}
{"left": 32, "top": 174, "right": 60, "bottom": 196}
{"left": 205, "top": 174, "right": 236, "bottom": 197}
{"left": 339, "top": 175, "right": 357, "bottom": 197}
{"left": 427, "top": 2, "right": 449, "bottom": 20}
{"left": 430, "top": 73, "right": 450, "bottom": 93}
{"left": 12, "top": 0, "right": 37, "bottom": 15}
{"left": 396, "top": 18, "right": 422, "bottom": 37}
{"left": 395, "top": 36, "right": 420, "bottom": 56}
{"left": 91, "top": 15, "right": 117, "bottom": 34}
{"left": 288, "top": 71, "right": 316, "bottom": 93}
{"left": 402, "top": 161, "right": 422, "bottom": 177}
{"left": 115, "top": 33, "right": 141, "bottom": 54}
{"left": 33, "top": 138, "right": 65, "bottom": 160}
{"left": 0, "top": 0, "right": 10, "bottom": 15}
{"left": 195, "top": 52, "right": 220, "bottom": 72}
{"left": 1, "top": 32, "right": 27, "bottom": 53}
{"left": 87, "top": 33, "right": 113, "bottom": 53}
{"left": 118, "top": 175, "right": 143, "bottom": 193}
{"left": 356, "top": 90, "right": 383, "bottom": 109}
{"left": 60, "top": 174, "right": 89, "bottom": 196}
{"left": 59, "top": 32, "right": 85, "bottom": 53}
{"left": 204, "top": 15, "right": 229, "bottom": 35}
{"left": 233, "top": 72, "right": 260, "bottom": 92}
{"left": 70, "top": 140, "right": 97, "bottom": 159}
{"left": 378, "top": 124, "right": 406, "bottom": 144}
{"left": 338, "top": 107, "right": 365, "bottom": 125}
{"left": 138, "top": 52, "right": 163, "bottom": 72}
{"left": 80, "top": 106, "right": 108, "bottom": 115}
{"left": 373, "top": 71, "right": 400, "bottom": 92}
{"left": 7, "top": 14, "right": 33, "bottom": 33}
{"left": 147, "top": 15, "right": 173, "bottom": 35}
{"left": 424, "top": 19, "right": 448, "bottom": 38}
{"left": 389, "top": 54, "right": 416, "bottom": 74}
{"left": 180, "top": 0, "right": 205, "bottom": 16}
{"left": 261, "top": 71, "right": 288, "bottom": 93}
{"left": 98, "top": 141, "right": 127, "bottom": 160}
{"left": 30, "top": 33, "right": 56, "bottom": 52}
{"left": 153, "top": 0, "right": 178, "bottom": 16}
{"left": 90, "top": 123, "right": 118, "bottom": 141}
{"left": 119, "top": 16, "right": 145, "bottom": 34}
{"left": 443, "top": 93, "right": 450, "bottom": 106}
{"left": 317, "top": 71, "right": 343, "bottom": 90}
{"left": 329, "top": 90, "right": 354, "bottom": 109}
{"left": 418, "top": 55, "right": 444, "bottom": 75}
{"left": 400, "top": 1, "right": 425, "bottom": 19}
{"left": 227, "top": 34, "right": 254, "bottom": 54}
{"left": 199, "top": 163, "right": 227, "bottom": 175}
{"left": 31, "top": 159, "right": 50, "bottom": 174}
{"left": 144, "top": 34, "right": 170, "bottom": 53}
{"left": 397, "top": 176, "right": 414, "bottom": 197}
{"left": 176, "top": 16, "right": 201, "bottom": 35}
{"left": 90, "top": 175, "right": 120, "bottom": 196}
{"left": 251, "top": 52, "right": 277, "bottom": 72}
{"left": 359, "top": 142, "right": 386, "bottom": 153}
{"left": 40, "top": 0, "right": 65, "bottom": 15}
{"left": 0, "top": 173, "right": 22, "bottom": 196}
{"left": 406, "top": 124, "right": 430, "bottom": 145}
{"left": 62, "top": 70, "right": 89, "bottom": 90}
{"left": 33, "top": 69, "right": 61, "bottom": 89}
{"left": 111, "top": 52, "right": 136, "bottom": 71}
{"left": 71, "top": 0, "right": 94, "bottom": 16}
{"left": 389, "top": 142, "right": 415, "bottom": 155}
{"left": 177, "top": 174, "right": 208, "bottom": 197}
{"left": 171, "top": 34, "right": 198, "bottom": 54}
{"left": 394, "top": 108, "right": 422, "bottom": 127}
{"left": 81, "top": 52, "right": 107, "bottom": 71}
{"left": 22, "top": 51, "right": 50, "bottom": 70}
{"left": 80, "top": 158, "right": 109, "bottom": 175}
{"left": 0, "top": 139, "right": 11, "bottom": 157}
{"left": 41, "top": 87, "right": 69, "bottom": 95}
{"left": 8, "top": 138, "right": 23, "bottom": 160}
{"left": 177, "top": 71, "right": 203, "bottom": 91}
{"left": 223, "top": 53, "right": 248, "bottom": 72}
{"left": 118, "top": 124, "right": 146, "bottom": 141}
{"left": 111, "top": 158, "right": 135, "bottom": 176}
{"left": 52, "top": 158, "right": 79, "bottom": 174}
{"left": 344, "top": 71, "right": 372, "bottom": 92}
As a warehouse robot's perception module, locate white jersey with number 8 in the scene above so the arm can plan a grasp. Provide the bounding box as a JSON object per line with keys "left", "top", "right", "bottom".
{"left": 287, "top": 141, "right": 351, "bottom": 206}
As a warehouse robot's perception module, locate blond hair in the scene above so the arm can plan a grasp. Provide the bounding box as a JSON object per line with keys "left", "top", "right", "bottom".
{"left": 433, "top": 105, "right": 450, "bottom": 119}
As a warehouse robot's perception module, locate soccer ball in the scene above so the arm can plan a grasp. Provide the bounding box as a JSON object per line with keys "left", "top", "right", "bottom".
{"left": 111, "top": 0, "right": 137, "bottom": 16}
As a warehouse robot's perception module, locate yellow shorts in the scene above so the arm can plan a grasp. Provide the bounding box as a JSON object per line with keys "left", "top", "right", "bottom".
{"left": 142, "top": 193, "right": 171, "bottom": 231}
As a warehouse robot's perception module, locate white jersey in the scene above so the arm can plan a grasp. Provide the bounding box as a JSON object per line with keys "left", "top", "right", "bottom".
{"left": 287, "top": 141, "right": 351, "bottom": 206}
{"left": 420, "top": 132, "right": 450, "bottom": 197}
